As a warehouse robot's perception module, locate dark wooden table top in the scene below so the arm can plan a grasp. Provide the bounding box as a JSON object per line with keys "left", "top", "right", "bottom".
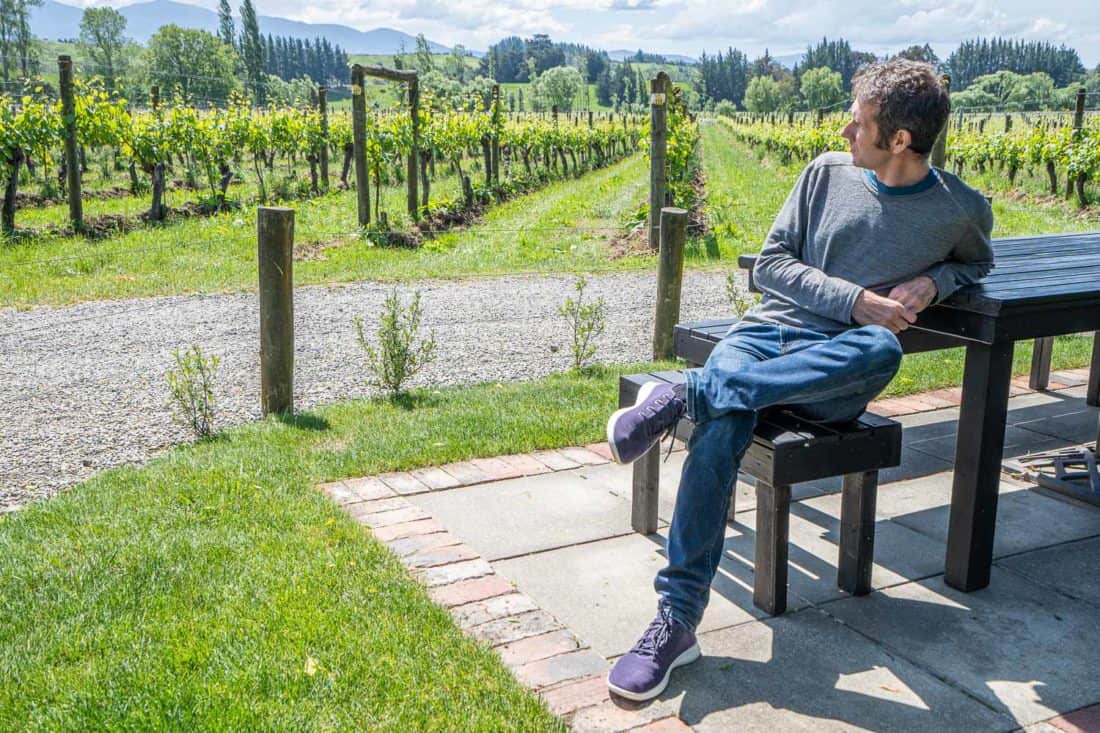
{"left": 939, "top": 230, "right": 1100, "bottom": 315}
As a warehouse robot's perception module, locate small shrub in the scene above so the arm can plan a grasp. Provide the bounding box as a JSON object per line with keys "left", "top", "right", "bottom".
{"left": 355, "top": 288, "right": 437, "bottom": 396}
{"left": 558, "top": 275, "right": 606, "bottom": 370}
{"left": 165, "top": 345, "right": 220, "bottom": 439}
{"left": 715, "top": 100, "right": 737, "bottom": 118}
{"left": 726, "top": 270, "right": 759, "bottom": 318}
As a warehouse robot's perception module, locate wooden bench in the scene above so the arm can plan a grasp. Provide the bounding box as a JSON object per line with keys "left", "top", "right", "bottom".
{"left": 620, "top": 371, "right": 902, "bottom": 615}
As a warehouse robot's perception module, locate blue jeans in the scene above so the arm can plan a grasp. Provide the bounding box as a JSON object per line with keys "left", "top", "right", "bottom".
{"left": 654, "top": 323, "right": 903, "bottom": 630}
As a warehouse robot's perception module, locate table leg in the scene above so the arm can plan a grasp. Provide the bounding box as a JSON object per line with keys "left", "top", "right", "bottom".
{"left": 945, "top": 339, "right": 1015, "bottom": 592}
{"left": 1087, "top": 333, "right": 1099, "bottom": 408}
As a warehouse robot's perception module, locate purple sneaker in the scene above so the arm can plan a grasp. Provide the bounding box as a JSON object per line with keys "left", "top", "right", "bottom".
{"left": 607, "top": 610, "right": 700, "bottom": 701}
{"left": 606, "top": 382, "right": 685, "bottom": 464}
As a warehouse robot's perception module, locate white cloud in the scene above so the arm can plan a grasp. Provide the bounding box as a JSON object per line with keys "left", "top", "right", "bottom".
{"left": 62, "top": 0, "right": 1100, "bottom": 65}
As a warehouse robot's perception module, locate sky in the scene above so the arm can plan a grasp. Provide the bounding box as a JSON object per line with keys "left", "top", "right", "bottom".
{"left": 64, "top": 0, "right": 1100, "bottom": 66}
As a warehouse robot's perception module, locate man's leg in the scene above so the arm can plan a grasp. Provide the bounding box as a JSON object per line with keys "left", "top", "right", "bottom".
{"left": 607, "top": 332, "right": 765, "bottom": 701}
{"left": 659, "top": 324, "right": 902, "bottom": 629}
{"left": 685, "top": 324, "right": 903, "bottom": 425}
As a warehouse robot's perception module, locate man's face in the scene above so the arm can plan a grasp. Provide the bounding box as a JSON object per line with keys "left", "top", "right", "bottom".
{"left": 841, "top": 98, "right": 889, "bottom": 169}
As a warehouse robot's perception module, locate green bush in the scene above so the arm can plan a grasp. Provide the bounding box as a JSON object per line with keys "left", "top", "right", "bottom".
{"left": 354, "top": 288, "right": 437, "bottom": 396}
{"left": 558, "top": 275, "right": 606, "bottom": 370}
{"left": 165, "top": 344, "right": 220, "bottom": 439}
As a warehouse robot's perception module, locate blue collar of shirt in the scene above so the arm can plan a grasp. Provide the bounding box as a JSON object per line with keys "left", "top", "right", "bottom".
{"left": 865, "top": 167, "right": 939, "bottom": 196}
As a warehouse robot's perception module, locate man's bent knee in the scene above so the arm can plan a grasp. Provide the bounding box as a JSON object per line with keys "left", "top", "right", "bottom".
{"left": 854, "top": 325, "right": 903, "bottom": 371}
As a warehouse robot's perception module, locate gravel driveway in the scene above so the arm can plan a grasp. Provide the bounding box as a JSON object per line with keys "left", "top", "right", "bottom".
{"left": 0, "top": 270, "right": 736, "bottom": 512}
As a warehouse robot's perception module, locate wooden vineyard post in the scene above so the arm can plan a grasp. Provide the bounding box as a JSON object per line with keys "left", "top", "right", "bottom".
{"left": 1067, "top": 89, "right": 1086, "bottom": 205}
{"left": 491, "top": 84, "right": 501, "bottom": 186}
{"left": 648, "top": 72, "right": 670, "bottom": 251}
{"left": 362, "top": 65, "right": 420, "bottom": 220}
{"left": 351, "top": 64, "right": 370, "bottom": 226}
{"left": 258, "top": 207, "right": 295, "bottom": 416}
{"left": 58, "top": 56, "right": 83, "bottom": 233}
{"left": 409, "top": 75, "right": 421, "bottom": 218}
{"left": 318, "top": 86, "right": 330, "bottom": 191}
{"left": 931, "top": 75, "right": 950, "bottom": 170}
{"left": 653, "top": 207, "right": 687, "bottom": 360}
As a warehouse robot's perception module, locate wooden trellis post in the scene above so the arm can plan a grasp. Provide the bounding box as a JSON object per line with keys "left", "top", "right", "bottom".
{"left": 362, "top": 65, "right": 420, "bottom": 220}
{"left": 648, "top": 72, "right": 670, "bottom": 251}
{"left": 350, "top": 65, "right": 370, "bottom": 226}
{"left": 58, "top": 56, "right": 83, "bottom": 233}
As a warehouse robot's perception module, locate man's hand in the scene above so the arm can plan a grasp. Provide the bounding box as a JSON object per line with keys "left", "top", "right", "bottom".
{"left": 887, "top": 276, "right": 938, "bottom": 315}
{"left": 851, "top": 290, "right": 917, "bottom": 333}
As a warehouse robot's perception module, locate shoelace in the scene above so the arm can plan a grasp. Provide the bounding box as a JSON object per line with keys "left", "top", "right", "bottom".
{"left": 632, "top": 613, "right": 674, "bottom": 660}
{"left": 640, "top": 391, "right": 684, "bottom": 464}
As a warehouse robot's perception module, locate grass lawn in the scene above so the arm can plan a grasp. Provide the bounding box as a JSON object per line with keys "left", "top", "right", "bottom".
{"left": 0, "top": 364, "right": 674, "bottom": 729}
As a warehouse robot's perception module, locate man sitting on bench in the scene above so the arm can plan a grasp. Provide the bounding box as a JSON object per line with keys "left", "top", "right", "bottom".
{"left": 604, "top": 59, "right": 995, "bottom": 702}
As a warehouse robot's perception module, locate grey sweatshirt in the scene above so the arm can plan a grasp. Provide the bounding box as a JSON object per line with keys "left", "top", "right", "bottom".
{"left": 741, "top": 152, "right": 995, "bottom": 335}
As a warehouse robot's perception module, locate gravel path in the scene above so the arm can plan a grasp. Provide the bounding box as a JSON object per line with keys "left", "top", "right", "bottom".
{"left": 0, "top": 271, "right": 736, "bottom": 512}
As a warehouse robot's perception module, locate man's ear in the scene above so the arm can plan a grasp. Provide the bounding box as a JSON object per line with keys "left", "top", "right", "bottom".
{"left": 890, "top": 128, "right": 912, "bottom": 154}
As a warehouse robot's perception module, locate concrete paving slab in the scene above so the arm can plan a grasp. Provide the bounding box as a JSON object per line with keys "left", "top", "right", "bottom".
{"left": 662, "top": 607, "right": 1012, "bottom": 732}
{"left": 824, "top": 569, "right": 1100, "bottom": 726}
{"left": 406, "top": 470, "right": 636, "bottom": 560}
{"left": 713, "top": 503, "right": 948, "bottom": 611}
{"left": 874, "top": 475, "right": 1100, "bottom": 558}
{"left": 581, "top": 444, "right": 952, "bottom": 528}
{"left": 998, "top": 536, "right": 1100, "bottom": 607}
{"left": 906, "top": 424, "right": 1073, "bottom": 463}
{"left": 1013, "top": 405, "right": 1100, "bottom": 444}
{"left": 494, "top": 530, "right": 765, "bottom": 659}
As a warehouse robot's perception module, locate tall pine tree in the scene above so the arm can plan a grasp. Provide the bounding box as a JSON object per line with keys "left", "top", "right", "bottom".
{"left": 217, "top": 0, "right": 234, "bottom": 48}
{"left": 238, "top": 0, "right": 264, "bottom": 102}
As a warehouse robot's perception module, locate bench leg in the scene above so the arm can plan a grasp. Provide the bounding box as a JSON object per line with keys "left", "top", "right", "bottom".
{"left": 631, "top": 444, "right": 660, "bottom": 534}
{"left": 753, "top": 480, "right": 790, "bottom": 616}
{"left": 1029, "top": 337, "right": 1054, "bottom": 391}
{"left": 838, "top": 470, "right": 878, "bottom": 596}
{"left": 1088, "top": 333, "right": 1100, "bottom": 407}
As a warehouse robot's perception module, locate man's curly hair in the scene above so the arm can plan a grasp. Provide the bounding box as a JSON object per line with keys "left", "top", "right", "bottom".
{"left": 851, "top": 59, "right": 950, "bottom": 157}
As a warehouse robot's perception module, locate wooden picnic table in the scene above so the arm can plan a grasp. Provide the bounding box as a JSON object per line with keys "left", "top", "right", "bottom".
{"left": 675, "top": 230, "right": 1100, "bottom": 593}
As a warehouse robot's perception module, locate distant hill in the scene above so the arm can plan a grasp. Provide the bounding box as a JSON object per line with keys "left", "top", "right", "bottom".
{"left": 32, "top": 0, "right": 450, "bottom": 54}
{"left": 608, "top": 49, "right": 697, "bottom": 65}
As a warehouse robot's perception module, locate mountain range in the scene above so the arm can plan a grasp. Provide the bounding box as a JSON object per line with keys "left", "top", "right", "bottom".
{"left": 33, "top": 0, "right": 710, "bottom": 64}
{"left": 33, "top": 0, "right": 450, "bottom": 54}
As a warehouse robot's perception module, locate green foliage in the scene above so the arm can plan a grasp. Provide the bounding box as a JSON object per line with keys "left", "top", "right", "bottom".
{"left": 800, "top": 66, "right": 845, "bottom": 111}
{"left": 165, "top": 344, "right": 220, "bottom": 439}
{"left": 354, "top": 289, "right": 437, "bottom": 396}
{"left": 945, "top": 37, "right": 1085, "bottom": 90}
{"left": 744, "top": 75, "right": 796, "bottom": 113}
{"left": 714, "top": 99, "right": 737, "bottom": 117}
{"left": 725, "top": 270, "right": 759, "bottom": 317}
{"left": 531, "top": 65, "right": 585, "bottom": 112}
{"left": 78, "top": 7, "right": 129, "bottom": 88}
{"left": 557, "top": 275, "right": 606, "bottom": 370}
{"left": 238, "top": 0, "right": 264, "bottom": 101}
{"left": 147, "top": 25, "right": 241, "bottom": 102}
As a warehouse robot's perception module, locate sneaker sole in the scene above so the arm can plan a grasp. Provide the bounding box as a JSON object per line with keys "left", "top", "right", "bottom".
{"left": 606, "top": 642, "right": 701, "bottom": 702}
{"left": 605, "top": 381, "right": 661, "bottom": 465}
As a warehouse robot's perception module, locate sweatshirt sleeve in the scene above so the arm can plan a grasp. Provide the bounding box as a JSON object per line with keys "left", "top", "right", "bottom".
{"left": 752, "top": 161, "right": 865, "bottom": 324}
{"left": 922, "top": 198, "right": 995, "bottom": 304}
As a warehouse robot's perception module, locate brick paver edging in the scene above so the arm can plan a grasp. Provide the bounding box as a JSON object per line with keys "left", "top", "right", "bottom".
{"left": 315, "top": 368, "right": 1092, "bottom": 732}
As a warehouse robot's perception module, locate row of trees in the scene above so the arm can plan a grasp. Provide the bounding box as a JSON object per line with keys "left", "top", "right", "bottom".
{"left": 943, "top": 38, "right": 1085, "bottom": 90}
{"left": 698, "top": 36, "right": 1096, "bottom": 114}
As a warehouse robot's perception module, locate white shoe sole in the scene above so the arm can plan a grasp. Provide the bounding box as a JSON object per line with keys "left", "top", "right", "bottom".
{"left": 605, "top": 381, "right": 661, "bottom": 464}
{"left": 606, "top": 642, "right": 701, "bottom": 702}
